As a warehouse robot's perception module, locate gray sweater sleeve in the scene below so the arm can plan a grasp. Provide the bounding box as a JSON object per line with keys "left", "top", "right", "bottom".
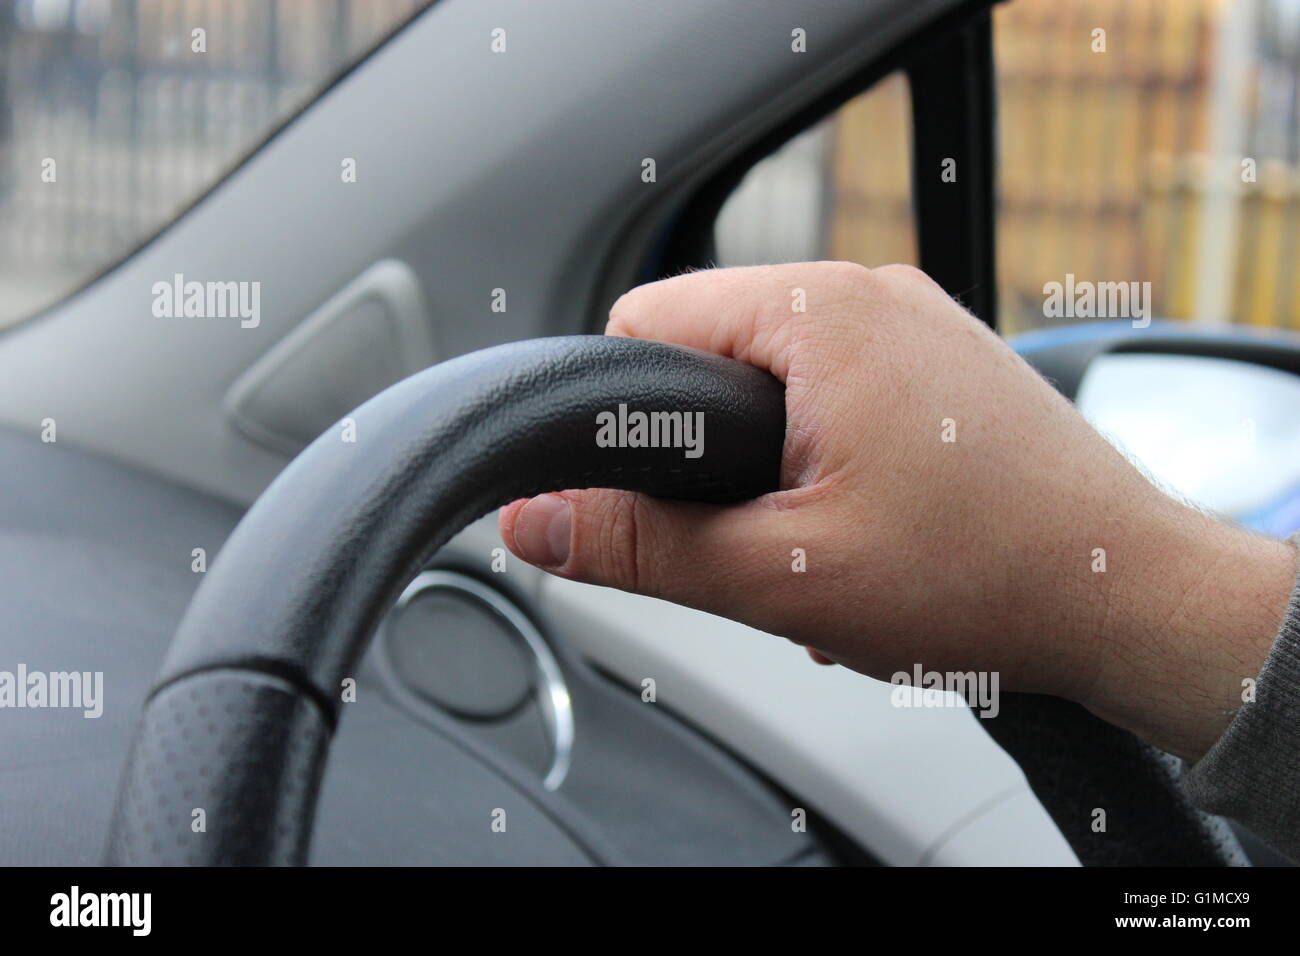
{"left": 1181, "top": 533, "right": 1300, "bottom": 861}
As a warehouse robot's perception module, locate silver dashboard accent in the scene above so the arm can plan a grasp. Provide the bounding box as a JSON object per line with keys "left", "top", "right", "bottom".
{"left": 381, "top": 569, "right": 574, "bottom": 791}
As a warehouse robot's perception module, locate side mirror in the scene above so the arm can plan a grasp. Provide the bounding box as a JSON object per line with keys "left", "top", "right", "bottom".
{"left": 1015, "top": 323, "right": 1300, "bottom": 536}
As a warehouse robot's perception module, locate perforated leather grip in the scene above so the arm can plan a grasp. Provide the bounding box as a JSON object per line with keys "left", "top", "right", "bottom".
{"left": 108, "top": 671, "right": 329, "bottom": 865}
{"left": 105, "top": 336, "right": 786, "bottom": 864}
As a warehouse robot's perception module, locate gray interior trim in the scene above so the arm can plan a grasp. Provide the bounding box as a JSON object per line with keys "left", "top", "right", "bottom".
{"left": 0, "top": 0, "right": 969, "bottom": 505}
{"left": 223, "top": 259, "right": 437, "bottom": 456}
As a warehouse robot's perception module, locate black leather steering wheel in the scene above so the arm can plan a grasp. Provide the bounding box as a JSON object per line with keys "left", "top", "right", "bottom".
{"left": 104, "top": 335, "right": 1244, "bottom": 865}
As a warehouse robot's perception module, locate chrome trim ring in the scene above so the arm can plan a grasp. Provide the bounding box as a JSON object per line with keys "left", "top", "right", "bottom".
{"left": 382, "top": 569, "right": 574, "bottom": 791}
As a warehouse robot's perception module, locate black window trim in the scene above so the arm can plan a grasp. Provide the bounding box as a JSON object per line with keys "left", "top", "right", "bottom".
{"left": 650, "top": 0, "right": 1002, "bottom": 332}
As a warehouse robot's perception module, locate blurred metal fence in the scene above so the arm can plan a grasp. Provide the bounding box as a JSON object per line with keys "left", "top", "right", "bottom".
{"left": 0, "top": 0, "right": 424, "bottom": 325}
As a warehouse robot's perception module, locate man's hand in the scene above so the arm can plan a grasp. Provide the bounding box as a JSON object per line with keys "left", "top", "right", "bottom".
{"left": 499, "top": 262, "right": 1298, "bottom": 761}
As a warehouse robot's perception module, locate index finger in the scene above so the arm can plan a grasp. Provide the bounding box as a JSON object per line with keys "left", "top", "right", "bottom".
{"left": 605, "top": 261, "right": 872, "bottom": 383}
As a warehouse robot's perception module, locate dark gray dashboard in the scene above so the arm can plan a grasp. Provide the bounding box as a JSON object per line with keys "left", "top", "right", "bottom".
{"left": 0, "top": 427, "right": 849, "bottom": 865}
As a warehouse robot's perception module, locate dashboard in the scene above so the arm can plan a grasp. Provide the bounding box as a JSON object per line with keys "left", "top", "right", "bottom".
{"left": 0, "top": 426, "right": 857, "bottom": 865}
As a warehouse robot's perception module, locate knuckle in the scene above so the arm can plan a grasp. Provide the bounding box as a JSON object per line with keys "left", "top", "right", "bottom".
{"left": 606, "top": 293, "right": 640, "bottom": 335}
{"left": 872, "top": 262, "right": 934, "bottom": 288}
{"left": 818, "top": 260, "right": 873, "bottom": 287}
{"left": 598, "top": 491, "right": 648, "bottom": 592}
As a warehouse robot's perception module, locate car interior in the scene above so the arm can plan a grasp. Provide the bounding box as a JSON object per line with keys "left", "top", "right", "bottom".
{"left": 2, "top": 0, "right": 1299, "bottom": 867}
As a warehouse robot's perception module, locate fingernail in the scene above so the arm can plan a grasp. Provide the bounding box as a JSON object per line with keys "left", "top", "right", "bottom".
{"left": 514, "top": 494, "right": 571, "bottom": 568}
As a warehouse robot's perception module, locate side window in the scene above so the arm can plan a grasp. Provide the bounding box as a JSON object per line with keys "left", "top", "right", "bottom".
{"left": 0, "top": 0, "right": 431, "bottom": 329}
{"left": 713, "top": 0, "right": 1300, "bottom": 334}
{"left": 715, "top": 72, "right": 916, "bottom": 270}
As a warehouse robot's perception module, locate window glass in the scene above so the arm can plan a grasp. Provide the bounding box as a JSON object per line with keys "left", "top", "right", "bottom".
{"left": 715, "top": 72, "right": 916, "bottom": 269}
{"left": 716, "top": 0, "right": 1300, "bottom": 335}
{"left": 0, "top": 0, "right": 431, "bottom": 328}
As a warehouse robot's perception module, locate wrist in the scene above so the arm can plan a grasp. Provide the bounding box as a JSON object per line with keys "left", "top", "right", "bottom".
{"left": 1077, "top": 504, "right": 1298, "bottom": 761}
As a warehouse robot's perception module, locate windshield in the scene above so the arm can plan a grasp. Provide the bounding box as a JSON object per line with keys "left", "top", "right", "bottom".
{"left": 0, "top": 0, "right": 433, "bottom": 329}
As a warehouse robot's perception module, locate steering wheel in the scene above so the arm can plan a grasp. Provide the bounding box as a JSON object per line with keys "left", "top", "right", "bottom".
{"left": 104, "top": 336, "right": 1245, "bottom": 865}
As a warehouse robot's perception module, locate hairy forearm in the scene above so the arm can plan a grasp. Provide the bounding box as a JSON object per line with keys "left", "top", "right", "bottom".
{"left": 1081, "top": 505, "right": 1299, "bottom": 762}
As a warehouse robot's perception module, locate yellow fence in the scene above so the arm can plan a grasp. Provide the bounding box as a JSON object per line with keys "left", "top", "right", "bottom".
{"left": 828, "top": 0, "right": 1300, "bottom": 333}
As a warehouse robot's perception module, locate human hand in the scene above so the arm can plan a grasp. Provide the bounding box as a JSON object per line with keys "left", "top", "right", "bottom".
{"left": 499, "top": 262, "right": 1298, "bottom": 760}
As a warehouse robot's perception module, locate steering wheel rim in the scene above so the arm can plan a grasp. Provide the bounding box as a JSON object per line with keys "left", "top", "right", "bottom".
{"left": 104, "top": 335, "right": 1243, "bottom": 865}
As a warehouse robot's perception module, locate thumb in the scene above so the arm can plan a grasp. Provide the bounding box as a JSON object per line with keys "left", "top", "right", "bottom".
{"left": 498, "top": 489, "right": 786, "bottom": 617}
